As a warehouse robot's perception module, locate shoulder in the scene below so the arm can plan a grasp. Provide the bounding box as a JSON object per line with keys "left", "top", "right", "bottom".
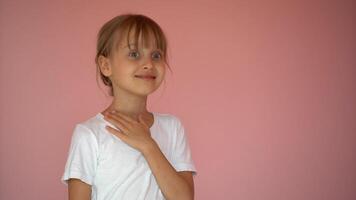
{"left": 70, "top": 113, "right": 105, "bottom": 144}
{"left": 153, "top": 112, "right": 186, "bottom": 139}
{"left": 154, "top": 112, "right": 183, "bottom": 128}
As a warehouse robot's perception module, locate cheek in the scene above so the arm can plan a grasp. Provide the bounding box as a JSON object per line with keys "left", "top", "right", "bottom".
{"left": 110, "top": 67, "right": 132, "bottom": 85}
{"left": 155, "top": 67, "right": 166, "bottom": 84}
{"left": 112, "top": 62, "right": 134, "bottom": 75}
{"left": 157, "top": 64, "right": 166, "bottom": 74}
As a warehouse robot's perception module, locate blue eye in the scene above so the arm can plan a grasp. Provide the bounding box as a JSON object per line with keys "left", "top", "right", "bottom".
{"left": 152, "top": 51, "right": 162, "bottom": 60}
{"left": 128, "top": 51, "right": 139, "bottom": 59}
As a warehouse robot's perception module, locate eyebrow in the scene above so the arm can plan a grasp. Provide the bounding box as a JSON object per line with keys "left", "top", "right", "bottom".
{"left": 121, "top": 43, "right": 163, "bottom": 52}
{"left": 120, "top": 43, "right": 137, "bottom": 49}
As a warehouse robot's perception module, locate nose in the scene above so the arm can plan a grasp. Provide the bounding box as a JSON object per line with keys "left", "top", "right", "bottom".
{"left": 142, "top": 57, "right": 154, "bottom": 70}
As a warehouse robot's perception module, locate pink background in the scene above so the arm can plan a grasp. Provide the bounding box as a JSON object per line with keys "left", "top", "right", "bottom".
{"left": 1, "top": 0, "right": 355, "bottom": 199}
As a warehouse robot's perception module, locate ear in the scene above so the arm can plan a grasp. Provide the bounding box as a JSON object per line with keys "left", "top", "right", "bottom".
{"left": 98, "top": 55, "right": 112, "bottom": 77}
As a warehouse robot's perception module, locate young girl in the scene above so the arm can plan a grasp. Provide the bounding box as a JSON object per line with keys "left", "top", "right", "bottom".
{"left": 61, "top": 14, "right": 197, "bottom": 200}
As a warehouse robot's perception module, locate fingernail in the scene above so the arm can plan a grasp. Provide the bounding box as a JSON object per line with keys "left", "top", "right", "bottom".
{"left": 110, "top": 110, "right": 116, "bottom": 113}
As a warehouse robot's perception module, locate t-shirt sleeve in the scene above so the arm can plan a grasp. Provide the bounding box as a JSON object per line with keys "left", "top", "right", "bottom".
{"left": 61, "top": 124, "right": 99, "bottom": 186}
{"left": 171, "top": 117, "right": 197, "bottom": 176}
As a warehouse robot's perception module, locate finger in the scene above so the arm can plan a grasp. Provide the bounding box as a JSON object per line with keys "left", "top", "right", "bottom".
{"left": 108, "top": 112, "right": 133, "bottom": 126}
{"left": 105, "top": 115, "right": 130, "bottom": 132}
{"left": 106, "top": 126, "right": 129, "bottom": 141}
{"left": 138, "top": 114, "right": 149, "bottom": 128}
{"left": 114, "top": 112, "right": 139, "bottom": 123}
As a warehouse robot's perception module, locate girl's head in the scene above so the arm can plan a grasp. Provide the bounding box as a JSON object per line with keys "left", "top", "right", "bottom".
{"left": 95, "top": 14, "right": 171, "bottom": 97}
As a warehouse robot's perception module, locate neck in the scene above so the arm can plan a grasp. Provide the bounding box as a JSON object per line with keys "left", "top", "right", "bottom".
{"left": 105, "top": 89, "right": 149, "bottom": 121}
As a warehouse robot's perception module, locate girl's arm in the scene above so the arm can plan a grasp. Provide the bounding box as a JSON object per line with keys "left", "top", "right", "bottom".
{"left": 68, "top": 178, "right": 91, "bottom": 200}
{"left": 104, "top": 112, "right": 195, "bottom": 200}
{"left": 142, "top": 142, "right": 194, "bottom": 200}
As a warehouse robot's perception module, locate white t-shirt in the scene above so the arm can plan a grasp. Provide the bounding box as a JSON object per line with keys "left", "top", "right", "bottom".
{"left": 61, "top": 112, "right": 197, "bottom": 200}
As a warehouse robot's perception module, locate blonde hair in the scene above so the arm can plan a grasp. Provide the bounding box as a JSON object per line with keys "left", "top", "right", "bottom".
{"left": 95, "top": 13, "right": 171, "bottom": 96}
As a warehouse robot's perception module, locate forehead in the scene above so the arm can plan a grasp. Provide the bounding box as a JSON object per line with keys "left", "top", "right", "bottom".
{"left": 117, "top": 27, "right": 158, "bottom": 50}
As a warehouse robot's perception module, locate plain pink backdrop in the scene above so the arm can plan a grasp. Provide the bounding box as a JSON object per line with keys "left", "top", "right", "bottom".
{"left": 0, "top": 0, "right": 355, "bottom": 199}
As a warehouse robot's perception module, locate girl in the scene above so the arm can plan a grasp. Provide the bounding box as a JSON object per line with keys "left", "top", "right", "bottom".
{"left": 61, "top": 14, "right": 197, "bottom": 200}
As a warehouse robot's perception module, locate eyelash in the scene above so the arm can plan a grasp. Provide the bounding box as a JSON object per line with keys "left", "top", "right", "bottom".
{"left": 128, "top": 50, "right": 162, "bottom": 60}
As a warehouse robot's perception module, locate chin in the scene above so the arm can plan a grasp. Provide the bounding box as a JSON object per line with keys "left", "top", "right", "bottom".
{"left": 134, "top": 87, "right": 159, "bottom": 97}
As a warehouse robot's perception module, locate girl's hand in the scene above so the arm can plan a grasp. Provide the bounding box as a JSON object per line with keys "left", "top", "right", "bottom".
{"left": 103, "top": 110, "right": 156, "bottom": 153}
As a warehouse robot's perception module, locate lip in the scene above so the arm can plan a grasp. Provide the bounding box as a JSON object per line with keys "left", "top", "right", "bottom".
{"left": 135, "top": 75, "right": 156, "bottom": 80}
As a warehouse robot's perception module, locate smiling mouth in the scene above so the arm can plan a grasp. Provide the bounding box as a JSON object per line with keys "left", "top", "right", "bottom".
{"left": 135, "top": 75, "right": 156, "bottom": 80}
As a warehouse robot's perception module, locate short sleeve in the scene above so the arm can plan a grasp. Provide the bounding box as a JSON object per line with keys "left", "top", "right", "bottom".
{"left": 61, "top": 124, "right": 99, "bottom": 186}
{"left": 171, "top": 117, "right": 197, "bottom": 176}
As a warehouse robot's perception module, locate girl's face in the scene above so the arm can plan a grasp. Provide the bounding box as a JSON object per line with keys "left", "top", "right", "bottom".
{"left": 105, "top": 31, "right": 166, "bottom": 97}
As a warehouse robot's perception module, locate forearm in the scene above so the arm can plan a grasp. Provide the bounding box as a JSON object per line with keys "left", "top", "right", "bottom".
{"left": 141, "top": 141, "right": 193, "bottom": 200}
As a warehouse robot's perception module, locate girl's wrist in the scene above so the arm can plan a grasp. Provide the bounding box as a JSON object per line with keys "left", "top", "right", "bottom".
{"left": 141, "top": 139, "right": 159, "bottom": 155}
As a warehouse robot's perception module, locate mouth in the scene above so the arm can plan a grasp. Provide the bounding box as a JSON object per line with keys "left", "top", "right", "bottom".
{"left": 134, "top": 75, "right": 156, "bottom": 80}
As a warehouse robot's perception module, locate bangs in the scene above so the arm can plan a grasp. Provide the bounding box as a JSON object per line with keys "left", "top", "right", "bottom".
{"left": 114, "top": 16, "right": 167, "bottom": 54}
